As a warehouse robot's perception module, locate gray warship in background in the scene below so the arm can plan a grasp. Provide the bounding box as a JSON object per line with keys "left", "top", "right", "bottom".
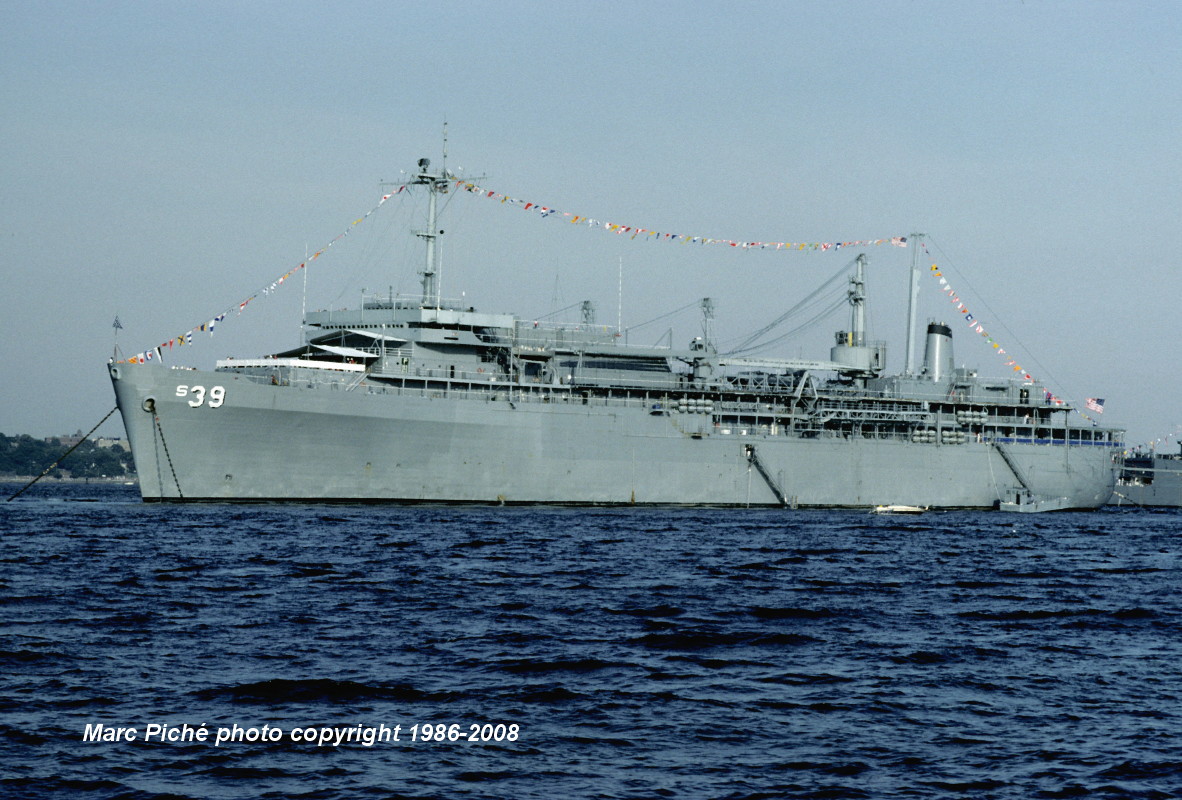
{"left": 109, "top": 155, "right": 1123, "bottom": 508}
{"left": 1110, "top": 444, "right": 1182, "bottom": 507}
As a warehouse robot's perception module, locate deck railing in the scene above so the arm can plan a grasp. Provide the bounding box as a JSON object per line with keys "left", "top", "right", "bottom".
{"left": 218, "top": 365, "right": 1122, "bottom": 447}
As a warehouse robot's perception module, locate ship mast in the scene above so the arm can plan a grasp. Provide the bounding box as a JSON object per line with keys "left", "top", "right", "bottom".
{"left": 903, "top": 232, "right": 925, "bottom": 376}
{"left": 700, "top": 297, "right": 716, "bottom": 351}
{"left": 412, "top": 139, "right": 452, "bottom": 308}
{"left": 849, "top": 254, "right": 867, "bottom": 345}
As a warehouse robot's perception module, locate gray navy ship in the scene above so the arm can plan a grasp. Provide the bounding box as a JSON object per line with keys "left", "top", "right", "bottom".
{"left": 1110, "top": 444, "right": 1182, "bottom": 507}
{"left": 109, "top": 155, "right": 1123, "bottom": 508}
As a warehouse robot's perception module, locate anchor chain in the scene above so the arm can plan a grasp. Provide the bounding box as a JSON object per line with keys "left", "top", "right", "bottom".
{"left": 147, "top": 400, "right": 184, "bottom": 500}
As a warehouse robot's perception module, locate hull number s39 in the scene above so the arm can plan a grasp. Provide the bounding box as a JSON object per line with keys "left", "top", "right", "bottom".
{"left": 177, "top": 385, "right": 225, "bottom": 408}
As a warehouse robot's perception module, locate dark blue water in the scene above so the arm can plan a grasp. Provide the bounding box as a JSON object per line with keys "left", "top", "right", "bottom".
{"left": 2, "top": 483, "right": 1180, "bottom": 799}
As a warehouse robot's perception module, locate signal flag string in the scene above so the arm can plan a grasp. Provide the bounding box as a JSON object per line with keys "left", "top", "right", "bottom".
{"left": 115, "top": 185, "right": 411, "bottom": 365}
{"left": 118, "top": 179, "right": 916, "bottom": 366}
{"left": 453, "top": 180, "right": 909, "bottom": 253}
{"left": 925, "top": 258, "right": 1105, "bottom": 425}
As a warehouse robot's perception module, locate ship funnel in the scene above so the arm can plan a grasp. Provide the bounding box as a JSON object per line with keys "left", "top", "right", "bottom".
{"left": 921, "top": 322, "right": 953, "bottom": 382}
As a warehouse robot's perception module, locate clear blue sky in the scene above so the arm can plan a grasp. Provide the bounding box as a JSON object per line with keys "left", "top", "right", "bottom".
{"left": 2, "top": 1, "right": 1179, "bottom": 448}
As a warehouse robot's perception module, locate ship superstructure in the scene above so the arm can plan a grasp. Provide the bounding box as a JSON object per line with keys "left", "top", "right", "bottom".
{"left": 109, "top": 155, "right": 1122, "bottom": 508}
{"left": 1111, "top": 444, "right": 1182, "bottom": 507}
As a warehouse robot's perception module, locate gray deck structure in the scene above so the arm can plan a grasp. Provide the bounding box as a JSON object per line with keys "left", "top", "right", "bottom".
{"left": 1110, "top": 445, "right": 1182, "bottom": 507}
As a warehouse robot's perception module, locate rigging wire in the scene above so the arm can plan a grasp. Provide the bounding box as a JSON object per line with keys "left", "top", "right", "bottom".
{"left": 325, "top": 188, "right": 414, "bottom": 307}
{"left": 355, "top": 192, "right": 416, "bottom": 301}
{"left": 323, "top": 173, "right": 459, "bottom": 310}
{"left": 533, "top": 300, "right": 588, "bottom": 322}
{"left": 724, "top": 257, "right": 854, "bottom": 355}
{"left": 730, "top": 295, "right": 850, "bottom": 357}
{"left": 926, "top": 236, "right": 1071, "bottom": 400}
{"left": 624, "top": 299, "right": 702, "bottom": 334}
{"left": 7, "top": 407, "right": 118, "bottom": 502}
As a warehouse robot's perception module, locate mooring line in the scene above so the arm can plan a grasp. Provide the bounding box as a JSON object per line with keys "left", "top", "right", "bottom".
{"left": 6, "top": 407, "right": 119, "bottom": 502}
{"left": 152, "top": 410, "right": 184, "bottom": 500}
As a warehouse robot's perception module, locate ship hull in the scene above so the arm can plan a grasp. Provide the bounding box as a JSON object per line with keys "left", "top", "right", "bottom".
{"left": 1110, "top": 461, "right": 1182, "bottom": 507}
{"left": 110, "top": 364, "right": 1117, "bottom": 509}
{"left": 1110, "top": 485, "right": 1182, "bottom": 507}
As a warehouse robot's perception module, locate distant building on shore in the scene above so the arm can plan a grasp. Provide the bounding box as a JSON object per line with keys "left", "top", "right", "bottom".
{"left": 48, "top": 432, "right": 130, "bottom": 451}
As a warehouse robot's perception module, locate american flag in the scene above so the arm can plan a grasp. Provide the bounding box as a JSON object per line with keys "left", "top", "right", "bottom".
{"left": 1086, "top": 398, "right": 1105, "bottom": 414}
